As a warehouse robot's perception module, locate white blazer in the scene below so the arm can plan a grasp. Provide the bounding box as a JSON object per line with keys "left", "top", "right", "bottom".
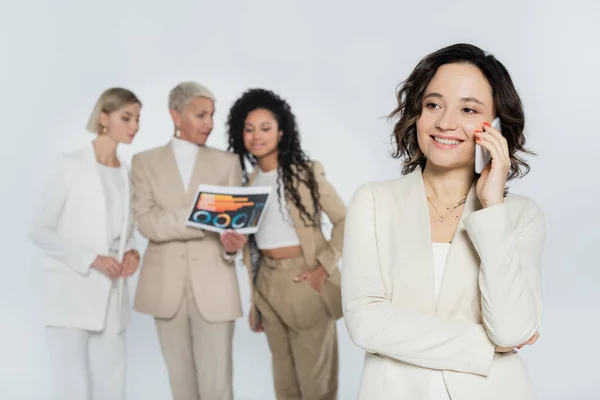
{"left": 29, "top": 141, "right": 135, "bottom": 332}
{"left": 342, "top": 167, "right": 545, "bottom": 400}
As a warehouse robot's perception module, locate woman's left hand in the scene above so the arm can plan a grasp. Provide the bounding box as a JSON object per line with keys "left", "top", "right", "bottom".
{"left": 294, "top": 265, "right": 328, "bottom": 292}
{"left": 122, "top": 250, "right": 140, "bottom": 277}
{"left": 474, "top": 122, "right": 511, "bottom": 208}
{"left": 496, "top": 331, "right": 540, "bottom": 352}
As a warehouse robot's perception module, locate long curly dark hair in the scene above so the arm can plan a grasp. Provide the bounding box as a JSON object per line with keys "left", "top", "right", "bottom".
{"left": 226, "top": 88, "right": 321, "bottom": 227}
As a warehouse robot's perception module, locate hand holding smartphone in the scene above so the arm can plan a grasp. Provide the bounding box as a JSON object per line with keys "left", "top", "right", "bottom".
{"left": 475, "top": 117, "right": 501, "bottom": 174}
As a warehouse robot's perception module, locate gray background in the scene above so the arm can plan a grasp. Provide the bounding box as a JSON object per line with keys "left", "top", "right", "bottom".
{"left": 1, "top": 0, "right": 599, "bottom": 398}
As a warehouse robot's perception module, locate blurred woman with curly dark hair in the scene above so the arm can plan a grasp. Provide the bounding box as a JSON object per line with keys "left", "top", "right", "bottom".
{"left": 227, "top": 88, "right": 346, "bottom": 400}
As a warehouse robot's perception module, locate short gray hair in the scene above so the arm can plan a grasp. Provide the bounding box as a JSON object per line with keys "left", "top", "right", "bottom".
{"left": 168, "top": 81, "right": 216, "bottom": 113}
{"left": 86, "top": 88, "right": 141, "bottom": 133}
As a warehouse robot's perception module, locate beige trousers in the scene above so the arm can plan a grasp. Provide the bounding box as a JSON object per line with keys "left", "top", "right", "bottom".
{"left": 154, "top": 274, "right": 235, "bottom": 400}
{"left": 255, "top": 254, "right": 339, "bottom": 400}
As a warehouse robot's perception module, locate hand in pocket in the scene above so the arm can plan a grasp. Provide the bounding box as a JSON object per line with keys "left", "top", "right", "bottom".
{"left": 293, "top": 265, "right": 328, "bottom": 292}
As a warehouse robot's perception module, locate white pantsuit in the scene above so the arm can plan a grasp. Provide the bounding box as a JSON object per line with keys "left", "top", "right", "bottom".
{"left": 29, "top": 140, "right": 136, "bottom": 400}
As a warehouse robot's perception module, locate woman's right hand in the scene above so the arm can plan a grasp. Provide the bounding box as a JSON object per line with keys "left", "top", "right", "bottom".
{"left": 249, "top": 312, "right": 264, "bottom": 333}
{"left": 91, "top": 255, "right": 122, "bottom": 279}
{"left": 496, "top": 331, "right": 540, "bottom": 352}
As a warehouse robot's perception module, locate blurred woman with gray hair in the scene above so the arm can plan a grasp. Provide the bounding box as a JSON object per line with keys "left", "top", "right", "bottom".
{"left": 131, "top": 81, "right": 247, "bottom": 400}
{"left": 29, "top": 87, "right": 142, "bottom": 400}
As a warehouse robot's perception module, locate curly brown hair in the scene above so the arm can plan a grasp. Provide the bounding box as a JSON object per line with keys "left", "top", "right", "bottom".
{"left": 389, "top": 43, "right": 533, "bottom": 180}
{"left": 226, "top": 88, "right": 321, "bottom": 227}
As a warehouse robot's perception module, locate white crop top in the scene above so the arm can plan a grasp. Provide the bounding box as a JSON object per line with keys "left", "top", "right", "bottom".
{"left": 253, "top": 168, "right": 300, "bottom": 250}
{"left": 429, "top": 242, "right": 452, "bottom": 400}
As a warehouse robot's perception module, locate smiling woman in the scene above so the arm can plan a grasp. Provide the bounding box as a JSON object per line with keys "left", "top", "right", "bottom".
{"left": 390, "top": 44, "right": 533, "bottom": 180}
{"left": 342, "top": 43, "right": 546, "bottom": 400}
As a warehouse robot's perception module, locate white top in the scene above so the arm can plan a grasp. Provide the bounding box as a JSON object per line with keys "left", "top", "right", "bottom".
{"left": 171, "top": 137, "right": 199, "bottom": 192}
{"left": 97, "top": 163, "right": 126, "bottom": 253}
{"left": 253, "top": 168, "right": 300, "bottom": 250}
{"left": 430, "top": 242, "right": 452, "bottom": 400}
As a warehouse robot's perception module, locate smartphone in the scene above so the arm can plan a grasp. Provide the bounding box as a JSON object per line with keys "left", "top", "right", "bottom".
{"left": 475, "top": 117, "right": 501, "bottom": 174}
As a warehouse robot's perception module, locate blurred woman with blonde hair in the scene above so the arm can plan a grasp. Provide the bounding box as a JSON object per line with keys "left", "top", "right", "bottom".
{"left": 30, "top": 87, "right": 142, "bottom": 400}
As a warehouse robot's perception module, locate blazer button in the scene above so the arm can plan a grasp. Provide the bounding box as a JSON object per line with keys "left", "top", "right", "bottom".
{"left": 180, "top": 255, "right": 185, "bottom": 260}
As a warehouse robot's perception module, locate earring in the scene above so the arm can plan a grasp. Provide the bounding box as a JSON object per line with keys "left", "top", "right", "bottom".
{"left": 101, "top": 126, "right": 107, "bottom": 134}
{"left": 175, "top": 128, "right": 181, "bottom": 138}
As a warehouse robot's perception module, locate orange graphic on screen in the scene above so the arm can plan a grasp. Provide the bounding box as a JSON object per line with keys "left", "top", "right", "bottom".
{"left": 196, "top": 193, "right": 255, "bottom": 212}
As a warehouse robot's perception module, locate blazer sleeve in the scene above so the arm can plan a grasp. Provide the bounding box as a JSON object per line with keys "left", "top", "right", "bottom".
{"left": 124, "top": 225, "right": 137, "bottom": 253}
{"left": 124, "top": 171, "right": 138, "bottom": 253}
{"left": 131, "top": 154, "right": 206, "bottom": 243}
{"left": 221, "top": 156, "right": 244, "bottom": 264}
{"left": 313, "top": 161, "right": 346, "bottom": 275}
{"left": 28, "top": 155, "right": 98, "bottom": 276}
{"left": 342, "top": 184, "right": 496, "bottom": 376}
{"left": 464, "top": 200, "right": 545, "bottom": 348}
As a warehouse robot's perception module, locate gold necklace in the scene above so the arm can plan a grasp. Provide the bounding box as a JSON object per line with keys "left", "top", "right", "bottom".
{"left": 427, "top": 194, "right": 467, "bottom": 222}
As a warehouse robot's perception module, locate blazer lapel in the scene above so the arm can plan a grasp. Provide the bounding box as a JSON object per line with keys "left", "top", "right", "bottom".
{"left": 84, "top": 141, "right": 109, "bottom": 250}
{"left": 396, "top": 168, "right": 437, "bottom": 314}
{"left": 184, "top": 146, "right": 215, "bottom": 206}
{"left": 435, "top": 183, "right": 481, "bottom": 317}
{"left": 118, "top": 159, "right": 132, "bottom": 258}
{"left": 285, "top": 166, "right": 318, "bottom": 266}
{"left": 159, "top": 144, "right": 186, "bottom": 205}
{"left": 287, "top": 190, "right": 317, "bottom": 266}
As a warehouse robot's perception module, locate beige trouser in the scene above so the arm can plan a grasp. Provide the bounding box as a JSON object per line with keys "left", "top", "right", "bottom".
{"left": 255, "top": 254, "right": 339, "bottom": 400}
{"left": 154, "top": 274, "right": 235, "bottom": 400}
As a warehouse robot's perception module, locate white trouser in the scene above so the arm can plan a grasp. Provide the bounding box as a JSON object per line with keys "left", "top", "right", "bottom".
{"left": 45, "top": 288, "right": 126, "bottom": 400}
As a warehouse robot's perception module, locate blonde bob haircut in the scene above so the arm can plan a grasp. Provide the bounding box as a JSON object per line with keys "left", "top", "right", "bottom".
{"left": 168, "top": 81, "right": 216, "bottom": 133}
{"left": 86, "top": 88, "right": 142, "bottom": 134}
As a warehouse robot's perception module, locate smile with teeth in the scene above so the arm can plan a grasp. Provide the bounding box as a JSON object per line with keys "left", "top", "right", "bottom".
{"left": 432, "top": 136, "right": 462, "bottom": 146}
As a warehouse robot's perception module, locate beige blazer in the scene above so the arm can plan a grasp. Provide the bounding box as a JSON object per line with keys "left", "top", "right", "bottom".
{"left": 243, "top": 161, "right": 346, "bottom": 329}
{"left": 342, "top": 167, "right": 545, "bottom": 400}
{"left": 131, "top": 143, "right": 244, "bottom": 322}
